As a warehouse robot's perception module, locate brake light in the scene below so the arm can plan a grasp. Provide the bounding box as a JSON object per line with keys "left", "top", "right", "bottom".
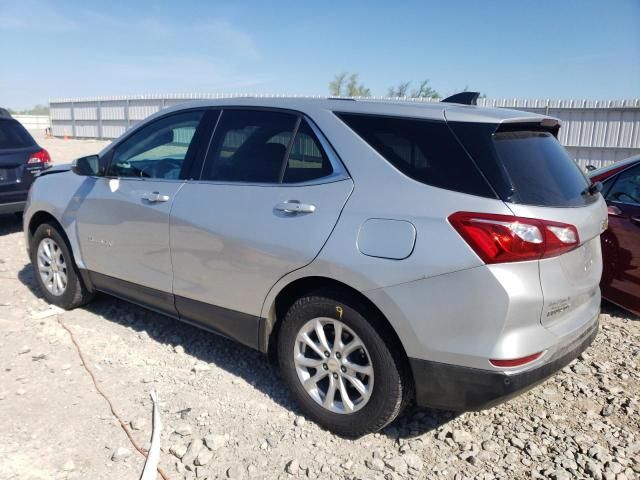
{"left": 449, "top": 212, "right": 580, "bottom": 264}
{"left": 27, "top": 149, "right": 51, "bottom": 165}
{"left": 489, "top": 351, "right": 543, "bottom": 368}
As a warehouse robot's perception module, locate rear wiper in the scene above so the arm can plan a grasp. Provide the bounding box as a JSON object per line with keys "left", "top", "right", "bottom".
{"left": 582, "top": 181, "right": 603, "bottom": 196}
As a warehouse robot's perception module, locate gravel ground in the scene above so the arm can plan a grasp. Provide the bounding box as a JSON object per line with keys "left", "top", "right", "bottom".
{"left": 31, "top": 130, "right": 111, "bottom": 164}
{"left": 0, "top": 138, "right": 639, "bottom": 480}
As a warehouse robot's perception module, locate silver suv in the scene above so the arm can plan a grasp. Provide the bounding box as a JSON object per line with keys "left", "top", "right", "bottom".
{"left": 24, "top": 97, "right": 607, "bottom": 436}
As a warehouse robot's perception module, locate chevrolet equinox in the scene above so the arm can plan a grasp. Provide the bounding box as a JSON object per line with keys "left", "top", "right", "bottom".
{"left": 24, "top": 96, "right": 606, "bottom": 437}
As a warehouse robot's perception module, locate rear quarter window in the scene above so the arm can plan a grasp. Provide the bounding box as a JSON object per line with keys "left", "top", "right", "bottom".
{"left": 335, "top": 113, "right": 495, "bottom": 198}
{"left": 0, "top": 119, "right": 36, "bottom": 149}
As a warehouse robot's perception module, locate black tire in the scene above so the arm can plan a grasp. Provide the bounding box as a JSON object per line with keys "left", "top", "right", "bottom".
{"left": 278, "top": 291, "right": 412, "bottom": 437}
{"left": 30, "top": 222, "right": 94, "bottom": 309}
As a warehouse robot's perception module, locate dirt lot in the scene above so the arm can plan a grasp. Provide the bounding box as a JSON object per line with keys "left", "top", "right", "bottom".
{"left": 32, "top": 130, "right": 111, "bottom": 165}
{"left": 0, "top": 137, "right": 639, "bottom": 480}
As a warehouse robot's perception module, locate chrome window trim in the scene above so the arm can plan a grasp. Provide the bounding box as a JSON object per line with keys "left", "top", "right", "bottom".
{"left": 185, "top": 175, "right": 351, "bottom": 188}
{"left": 101, "top": 176, "right": 187, "bottom": 184}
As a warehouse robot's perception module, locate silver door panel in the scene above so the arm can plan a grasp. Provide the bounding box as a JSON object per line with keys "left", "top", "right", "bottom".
{"left": 170, "top": 179, "right": 354, "bottom": 316}
{"left": 76, "top": 177, "right": 184, "bottom": 293}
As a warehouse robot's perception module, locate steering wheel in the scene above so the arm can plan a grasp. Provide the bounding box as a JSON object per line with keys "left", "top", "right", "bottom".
{"left": 155, "top": 159, "right": 183, "bottom": 179}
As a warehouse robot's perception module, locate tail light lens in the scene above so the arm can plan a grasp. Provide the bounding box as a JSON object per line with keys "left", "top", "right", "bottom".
{"left": 27, "top": 149, "right": 51, "bottom": 165}
{"left": 449, "top": 212, "right": 579, "bottom": 264}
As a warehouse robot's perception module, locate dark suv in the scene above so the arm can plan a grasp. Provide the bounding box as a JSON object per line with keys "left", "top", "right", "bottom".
{"left": 0, "top": 109, "right": 51, "bottom": 214}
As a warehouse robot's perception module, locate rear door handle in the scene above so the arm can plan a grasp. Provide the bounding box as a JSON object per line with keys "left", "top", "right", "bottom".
{"left": 142, "top": 191, "right": 170, "bottom": 203}
{"left": 274, "top": 200, "right": 316, "bottom": 214}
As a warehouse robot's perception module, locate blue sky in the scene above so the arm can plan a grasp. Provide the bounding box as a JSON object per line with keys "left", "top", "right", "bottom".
{"left": 1, "top": 0, "right": 639, "bottom": 109}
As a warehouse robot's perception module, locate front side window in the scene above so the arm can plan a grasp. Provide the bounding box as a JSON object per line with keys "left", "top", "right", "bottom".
{"left": 606, "top": 165, "right": 640, "bottom": 206}
{"left": 201, "top": 110, "right": 298, "bottom": 183}
{"left": 108, "top": 111, "right": 204, "bottom": 179}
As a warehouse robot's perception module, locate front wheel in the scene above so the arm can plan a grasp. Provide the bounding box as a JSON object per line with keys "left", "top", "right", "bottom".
{"left": 278, "top": 293, "right": 411, "bottom": 437}
{"left": 30, "top": 222, "right": 94, "bottom": 309}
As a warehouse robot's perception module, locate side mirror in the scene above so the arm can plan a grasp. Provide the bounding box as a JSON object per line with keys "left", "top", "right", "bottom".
{"left": 72, "top": 155, "right": 103, "bottom": 176}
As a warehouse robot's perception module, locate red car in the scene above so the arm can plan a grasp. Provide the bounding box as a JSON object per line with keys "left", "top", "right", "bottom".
{"left": 590, "top": 155, "right": 640, "bottom": 316}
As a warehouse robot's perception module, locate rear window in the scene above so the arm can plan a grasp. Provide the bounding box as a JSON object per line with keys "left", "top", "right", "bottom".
{"left": 0, "top": 119, "right": 35, "bottom": 149}
{"left": 336, "top": 113, "right": 495, "bottom": 198}
{"left": 449, "top": 122, "right": 595, "bottom": 207}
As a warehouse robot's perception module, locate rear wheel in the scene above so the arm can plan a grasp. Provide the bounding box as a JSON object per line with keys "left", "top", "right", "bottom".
{"left": 30, "top": 222, "right": 94, "bottom": 309}
{"left": 278, "top": 293, "right": 410, "bottom": 437}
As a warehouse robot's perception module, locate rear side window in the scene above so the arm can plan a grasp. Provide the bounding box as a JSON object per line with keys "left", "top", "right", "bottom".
{"left": 201, "top": 110, "right": 298, "bottom": 183}
{"left": 336, "top": 113, "right": 495, "bottom": 197}
{"left": 0, "top": 119, "right": 36, "bottom": 149}
{"left": 449, "top": 122, "right": 594, "bottom": 207}
{"left": 283, "top": 120, "right": 333, "bottom": 183}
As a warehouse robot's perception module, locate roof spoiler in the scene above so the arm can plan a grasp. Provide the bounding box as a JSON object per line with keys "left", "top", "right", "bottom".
{"left": 495, "top": 117, "right": 561, "bottom": 137}
{"left": 441, "top": 92, "right": 480, "bottom": 106}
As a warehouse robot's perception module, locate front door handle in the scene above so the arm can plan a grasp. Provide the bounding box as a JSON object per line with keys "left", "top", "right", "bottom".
{"left": 275, "top": 200, "right": 316, "bottom": 214}
{"left": 142, "top": 191, "right": 170, "bottom": 203}
{"left": 631, "top": 216, "right": 640, "bottom": 225}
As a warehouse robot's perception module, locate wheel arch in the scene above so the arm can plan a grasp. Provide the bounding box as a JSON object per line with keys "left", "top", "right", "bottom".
{"left": 27, "top": 211, "right": 62, "bottom": 245}
{"left": 27, "top": 210, "right": 94, "bottom": 292}
{"left": 264, "top": 276, "right": 413, "bottom": 383}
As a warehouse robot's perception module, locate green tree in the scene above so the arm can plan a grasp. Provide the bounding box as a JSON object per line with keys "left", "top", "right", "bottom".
{"left": 329, "top": 72, "right": 348, "bottom": 96}
{"left": 345, "top": 73, "right": 371, "bottom": 96}
{"left": 329, "top": 72, "right": 371, "bottom": 97}
{"left": 387, "top": 81, "right": 411, "bottom": 97}
{"left": 28, "top": 104, "right": 50, "bottom": 115}
{"left": 6, "top": 105, "right": 50, "bottom": 115}
{"left": 389, "top": 79, "right": 440, "bottom": 99}
{"left": 411, "top": 80, "right": 440, "bottom": 99}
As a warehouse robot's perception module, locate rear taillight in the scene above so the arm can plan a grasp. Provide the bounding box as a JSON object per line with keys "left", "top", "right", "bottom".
{"left": 449, "top": 212, "right": 580, "bottom": 264}
{"left": 27, "top": 149, "right": 51, "bottom": 165}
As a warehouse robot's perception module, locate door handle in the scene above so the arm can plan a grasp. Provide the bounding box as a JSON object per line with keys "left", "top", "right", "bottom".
{"left": 607, "top": 205, "right": 623, "bottom": 216}
{"left": 631, "top": 216, "right": 640, "bottom": 225}
{"left": 142, "top": 191, "right": 170, "bottom": 203}
{"left": 274, "top": 200, "right": 316, "bottom": 214}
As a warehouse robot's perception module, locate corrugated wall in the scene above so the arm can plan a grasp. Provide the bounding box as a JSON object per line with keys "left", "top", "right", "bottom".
{"left": 49, "top": 94, "right": 640, "bottom": 169}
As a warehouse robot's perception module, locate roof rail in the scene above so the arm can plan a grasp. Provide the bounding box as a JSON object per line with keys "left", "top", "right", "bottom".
{"left": 441, "top": 92, "right": 480, "bottom": 106}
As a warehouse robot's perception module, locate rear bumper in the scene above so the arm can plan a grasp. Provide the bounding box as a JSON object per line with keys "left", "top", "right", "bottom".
{"left": 410, "top": 316, "right": 599, "bottom": 410}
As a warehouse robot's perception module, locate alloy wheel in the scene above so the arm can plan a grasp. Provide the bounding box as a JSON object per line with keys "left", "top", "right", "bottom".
{"left": 36, "top": 237, "right": 68, "bottom": 296}
{"left": 293, "top": 317, "right": 374, "bottom": 414}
